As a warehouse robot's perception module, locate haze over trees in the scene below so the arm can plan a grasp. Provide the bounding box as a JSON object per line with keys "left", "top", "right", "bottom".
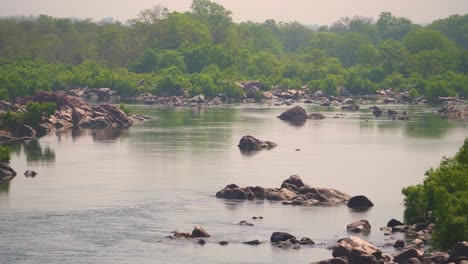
{"left": 0, "top": 0, "right": 467, "bottom": 100}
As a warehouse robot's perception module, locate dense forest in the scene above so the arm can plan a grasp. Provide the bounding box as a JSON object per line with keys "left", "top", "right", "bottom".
{"left": 0, "top": 0, "right": 467, "bottom": 100}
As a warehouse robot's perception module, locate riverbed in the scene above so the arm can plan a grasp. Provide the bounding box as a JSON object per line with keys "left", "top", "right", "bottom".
{"left": 1, "top": 104, "right": 466, "bottom": 264}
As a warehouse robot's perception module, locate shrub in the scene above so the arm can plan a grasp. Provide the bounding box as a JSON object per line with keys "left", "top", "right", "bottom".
{"left": 402, "top": 138, "right": 468, "bottom": 249}
{"left": 0, "top": 146, "right": 11, "bottom": 163}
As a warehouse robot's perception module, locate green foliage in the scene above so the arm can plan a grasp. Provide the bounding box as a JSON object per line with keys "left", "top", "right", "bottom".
{"left": 402, "top": 139, "right": 468, "bottom": 249}
{"left": 0, "top": 146, "right": 11, "bottom": 163}
{"left": 0, "top": 102, "right": 56, "bottom": 131}
{"left": 119, "top": 103, "right": 130, "bottom": 115}
{"left": 0, "top": 1, "right": 466, "bottom": 100}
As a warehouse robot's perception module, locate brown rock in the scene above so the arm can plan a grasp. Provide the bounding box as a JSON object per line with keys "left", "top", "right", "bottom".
{"left": 192, "top": 226, "right": 210, "bottom": 238}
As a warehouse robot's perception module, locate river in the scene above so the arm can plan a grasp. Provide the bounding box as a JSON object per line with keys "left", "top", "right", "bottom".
{"left": 0, "top": 104, "right": 466, "bottom": 264}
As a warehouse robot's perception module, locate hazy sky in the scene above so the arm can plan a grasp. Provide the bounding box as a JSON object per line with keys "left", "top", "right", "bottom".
{"left": 1, "top": 0, "right": 467, "bottom": 25}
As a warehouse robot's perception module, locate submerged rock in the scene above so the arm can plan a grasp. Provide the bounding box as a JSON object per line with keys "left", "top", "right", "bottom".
{"left": 238, "top": 135, "right": 277, "bottom": 151}
{"left": 24, "top": 170, "right": 37, "bottom": 177}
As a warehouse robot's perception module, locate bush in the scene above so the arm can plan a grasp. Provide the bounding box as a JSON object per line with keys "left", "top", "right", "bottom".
{"left": 0, "top": 146, "right": 11, "bottom": 163}
{"left": 402, "top": 138, "right": 468, "bottom": 249}
{"left": 119, "top": 103, "right": 130, "bottom": 115}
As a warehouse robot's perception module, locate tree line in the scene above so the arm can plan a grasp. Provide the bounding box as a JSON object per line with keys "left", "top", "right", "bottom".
{"left": 0, "top": 0, "right": 467, "bottom": 100}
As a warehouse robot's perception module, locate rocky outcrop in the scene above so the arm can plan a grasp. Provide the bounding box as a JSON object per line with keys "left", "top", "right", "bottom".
{"left": 308, "top": 113, "right": 326, "bottom": 120}
{"left": 238, "top": 135, "right": 277, "bottom": 151}
{"left": 438, "top": 105, "right": 468, "bottom": 120}
{"left": 332, "top": 236, "right": 382, "bottom": 263}
{"left": 216, "top": 175, "right": 350, "bottom": 206}
{"left": 450, "top": 241, "right": 468, "bottom": 262}
{"left": 393, "top": 248, "right": 424, "bottom": 263}
{"left": 0, "top": 162, "right": 16, "bottom": 183}
{"left": 278, "top": 106, "right": 308, "bottom": 123}
{"left": 347, "top": 220, "right": 371, "bottom": 233}
{"left": 347, "top": 195, "right": 374, "bottom": 209}
{"left": 370, "top": 106, "right": 409, "bottom": 120}
{"left": 387, "top": 219, "right": 404, "bottom": 228}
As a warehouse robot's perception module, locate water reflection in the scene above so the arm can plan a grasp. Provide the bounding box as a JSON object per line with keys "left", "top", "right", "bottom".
{"left": 55, "top": 128, "right": 128, "bottom": 143}
{"left": 23, "top": 139, "right": 56, "bottom": 163}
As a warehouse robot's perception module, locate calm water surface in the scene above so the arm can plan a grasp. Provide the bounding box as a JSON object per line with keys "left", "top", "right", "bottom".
{"left": 0, "top": 104, "right": 467, "bottom": 264}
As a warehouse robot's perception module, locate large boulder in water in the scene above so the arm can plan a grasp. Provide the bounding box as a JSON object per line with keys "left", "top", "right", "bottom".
{"left": 278, "top": 106, "right": 308, "bottom": 123}
{"left": 270, "top": 232, "right": 296, "bottom": 243}
{"left": 0, "top": 162, "right": 17, "bottom": 183}
{"left": 238, "top": 135, "right": 277, "bottom": 151}
{"left": 347, "top": 195, "right": 374, "bottom": 209}
{"left": 281, "top": 175, "right": 305, "bottom": 189}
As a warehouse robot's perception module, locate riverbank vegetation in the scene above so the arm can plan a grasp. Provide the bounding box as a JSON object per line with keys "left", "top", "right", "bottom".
{"left": 402, "top": 138, "right": 468, "bottom": 249}
{"left": 0, "top": 0, "right": 467, "bottom": 100}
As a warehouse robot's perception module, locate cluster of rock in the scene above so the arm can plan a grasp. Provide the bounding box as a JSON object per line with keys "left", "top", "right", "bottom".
{"left": 216, "top": 175, "right": 351, "bottom": 206}
{"left": 237, "top": 135, "right": 277, "bottom": 151}
{"left": 170, "top": 226, "right": 211, "bottom": 239}
{"left": 278, "top": 106, "right": 327, "bottom": 124}
{"left": 68, "top": 87, "right": 120, "bottom": 101}
{"left": 370, "top": 106, "right": 409, "bottom": 120}
{"left": 139, "top": 93, "right": 226, "bottom": 107}
{"left": 315, "top": 235, "right": 468, "bottom": 264}
{"left": 34, "top": 92, "right": 149, "bottom": 132}
{"left": 270, "top": 231, "right": 316, "bottom": 249}
{"left": 438, "top": 104, "right": 468, "bottom": 121}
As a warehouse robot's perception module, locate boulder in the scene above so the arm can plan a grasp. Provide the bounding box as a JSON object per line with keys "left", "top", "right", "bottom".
{"left": 332, "top": 236, "right": 382, "bottom": 262}
{"left": 387, "top": 219, "right": 404, "bottom": 228}
{"left": 191, "top": 226, "right": 210, "bottom": 238}
{"left": 0, "top": 162, "right": 17, "bottom": 183}
{"left": 219, "top": 241, "right": 229, "bottom": 246}
{"left": 393, "top": 248, "right": 424, "bottom": 263}
{"left": 311, "top": 258, "right": 349, "bottom": 264}
{"left": 394, "top": 240, "right": 405, "bottom": 248}
{"left": 270, "top": 232, "right": 296, "bottom": 243}
{"left": 370, "top": 106, "right": 383, "bottom": 117}
{"left": 216, "top": 184, "right": 249, "bottom": 200}
{"left": 190, "top": 95, "right": 205, "bottom": 104}
{"left": 266, "top": 188, "right": 296, "bottom": 201}
{"left": 427, "top": 252, "right": 449, "bottom": 263}
{"left": 450, "top": 242, "right": 468, "bottom": 262}
{"left": 278, "top": 106, "right": 308, "bottom": 123}
{"left": 237, "top": 135, "right": 277, "bottom": 151}
{"left": 347, "top": 195, "right": 374, "bottom": 209}
{"left": 347, "top": 220, "right": 371, "bottom": 233}
{"left": 16, "top": 125, "right": 36, "bottom": 138}
{"left": 281, "top": 175, "right": 305, "bottom": 189}
{"left": 238, "top": 220, "right": 253, "bottom": 226}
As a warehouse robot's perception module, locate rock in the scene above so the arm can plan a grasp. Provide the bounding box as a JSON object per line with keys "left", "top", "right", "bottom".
{"left": 406, "top": 257, "right": 421, "bottom": 264}
{"left": 237, "top": 135, "right": 277, "bottom": 151}
{"left": 278, "top": 106, "right": 308, "bottom": 123}
{"left": 411, "top": 223, "right": 429, "bottom": 232}
{"left": 450, "top": 242, "right": 468, "bottom": 262}
{"left": 266, "top": 188, "right": 296, "bottom": 201}
{"left": 387, "top": 219, "right": 404, "bottom": 228}
{"left": 394, "top": 248, "right": 424, "bottom": 263}
{"left": 347, "top": 220, "right": 371, "bottom": 233}
{"left": 311, "top": 258, "right": 349, "bottom": 264}
{"left": 263, "top": 91, "right": 273, "bottom": 99}
{"left": 219, "top": 241, "right": 229, "bottom": 246}
{"left": 16, "top": 125, "right": 36, "bottom": 138}
{"left": 299, "top": 237, "right": 315, "bottom": 245}
{"left": 347, "top": 195, "right": 374, "bottom": 209}
{"left": 192, "top": 226, "right": 210, "bottom": 238}
{"left": 24, "top": 170, "right": 37, "bottom": 177}
{"left": 281, "top": 175, "right": 305, "bottom": 189}
{"left": 190, "top": 95, "right": 205, "bottom": 104}
{"left": 216, "top": 184, "right": 249, "bottom": 200}
{"left": 341, "top": 105, "right": 359, "bottom": 111}
{"left": 277, "top": 240, "right": 293, "bottom": 248}
{"left": 270, "top": 232, "right": 296, "bottom": 243}
{"left": 392, "top": 225, "right": 408, "bottom": 232}
{"left": 394, "top": 240, "right": 405, "bottom": 248}
{"left": 198, "top": 239, "right": 206, "bottom": 245}
{"left": 309, "top": 113, "right": 326, "bottom": 120}
{"left": 384, "top": 98, "right": 396, "bottom": 104}
{"left": 427, "top": 252, "right": 449, "bottom": 263}
{"left": 370, "top": 106, "right": 383, "bottom": 117}
{"left": 239, "top": 220, "right": 253, "bottom": 226}
{"left": 332, "top": 236, "right": 382, "bottom": 262}
{"left": 0, "top": 162, "right": 17, "bottom": 183}
{"left": 303, "top": 99, "right": 314, "bottom": 104}
{"left": 243, "top": 240, "right": 261, "bottom": 245}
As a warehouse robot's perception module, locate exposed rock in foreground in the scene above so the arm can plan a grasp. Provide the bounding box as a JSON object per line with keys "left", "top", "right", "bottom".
{"left": 215, "top": 175, "right": 350, "bottom": 206}
{"left": 238, "top": 135, "right": 277, "bottom": 151}
{"left": 332, "top": 236, "right": 382, "bottom": 263}
{"left": 347, "top": 220, "right": 371, "bottom": 233}
{"left": 0, "top": 162, "right": 17, "bottom": 183}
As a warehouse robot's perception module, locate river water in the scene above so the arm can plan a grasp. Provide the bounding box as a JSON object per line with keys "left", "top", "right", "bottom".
{"left": 0, "top": 104, "right": 466, "bottom": 264}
